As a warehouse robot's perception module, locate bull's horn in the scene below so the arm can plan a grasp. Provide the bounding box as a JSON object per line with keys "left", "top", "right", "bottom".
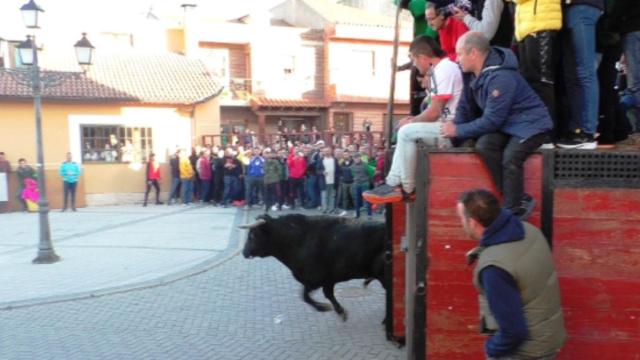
{"left": 238, "top": 218, "right": 266, "bottom": 229}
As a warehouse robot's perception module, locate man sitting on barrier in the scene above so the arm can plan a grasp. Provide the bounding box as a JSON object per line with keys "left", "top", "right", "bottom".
{"left": 442, "top": 31, "right": 552, "bottom": 219}
{"left": 363, "top": 34, "right": 463, "bottom": 205}
{"left": 457, "top": 189, "right": 566, "bottom": 360}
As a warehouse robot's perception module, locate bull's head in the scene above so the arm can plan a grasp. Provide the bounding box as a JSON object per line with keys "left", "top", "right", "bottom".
{"left": 240, "top": 215, "right": 272, "bottom": 259}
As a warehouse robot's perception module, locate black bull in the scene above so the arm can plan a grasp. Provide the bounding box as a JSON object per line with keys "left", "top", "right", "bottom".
{"left": 241, "top": 214, "right": 388, "bottom": 321}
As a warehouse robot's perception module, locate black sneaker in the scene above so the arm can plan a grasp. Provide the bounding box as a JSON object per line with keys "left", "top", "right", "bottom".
{"left": 508, "top": 194, "right": 536, "bottom": 221}
{"left": 556, "top": 129, "right": 597, "bottom": 149}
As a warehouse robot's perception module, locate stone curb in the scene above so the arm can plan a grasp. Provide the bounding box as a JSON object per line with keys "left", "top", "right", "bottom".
{"left": 0, "top": 208, "right": 248, "bottom": 311}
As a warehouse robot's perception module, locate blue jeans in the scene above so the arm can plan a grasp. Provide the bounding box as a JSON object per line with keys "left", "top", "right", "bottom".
{"left": 244, "top": 176, "right": 263, "bottom": 206}
{"left": 63, "top": 181, "right": 77, "bottom": 209}
{"left": 222, "top": 176, "right": 239, "bottom": 205}
{"left": 181, "top": 179, "right": 193, "bottom": 204}
{"left": 623, "top": 31, "right": 640, "bottom": 130}
{"left": 563, "top": 4, "right": 602, "bottom": 134}
{"left": 305, "top": 174, "right": 320, "bottom": 208}
{"left": 321, "top": 184, "right": 336, "bottom": 211}
{"left": 168, "top": 177, "right": 181, "bottom": 203}
{"left": 353, "top": 183, "right": 372, "bottom": 218}
{"left": 200, "top": 180, "right": 211, "bottom": 203}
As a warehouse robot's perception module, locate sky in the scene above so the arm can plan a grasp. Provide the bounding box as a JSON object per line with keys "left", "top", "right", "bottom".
{"left": 0, "top": 0, "right": 285, "bottom": 41}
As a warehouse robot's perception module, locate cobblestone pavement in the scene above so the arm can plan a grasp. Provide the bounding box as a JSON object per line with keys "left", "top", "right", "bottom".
{"left": 0, "top": 208, "right": 405, "bottom": 360}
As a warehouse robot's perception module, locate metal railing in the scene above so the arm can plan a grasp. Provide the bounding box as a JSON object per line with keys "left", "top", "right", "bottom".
{"left": 201, "top": 130, "right": 386, "bottom": 155}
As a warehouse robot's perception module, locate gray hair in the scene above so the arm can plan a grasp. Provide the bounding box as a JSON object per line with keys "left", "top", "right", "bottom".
{"left": 456, "top": 31, "right": 491, "bottom": 55}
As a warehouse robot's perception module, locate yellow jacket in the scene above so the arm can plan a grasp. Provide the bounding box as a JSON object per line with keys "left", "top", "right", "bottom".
{"left": 179, "top": 159, "right": 194, "bottom": 179}
{"left": 512, "top": 0, "right": 562, "bottom": 41}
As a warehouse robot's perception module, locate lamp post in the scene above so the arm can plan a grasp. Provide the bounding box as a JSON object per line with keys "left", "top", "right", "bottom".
{"left": 4, "top": 0, "right": 95, "bottom": 264}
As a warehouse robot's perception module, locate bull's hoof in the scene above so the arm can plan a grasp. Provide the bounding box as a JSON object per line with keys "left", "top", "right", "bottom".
{"left": 315, "top": 303, "right": 333, "bottom": 312}
{"left": 339, "top": 310, "right": 348, "bottom": 322}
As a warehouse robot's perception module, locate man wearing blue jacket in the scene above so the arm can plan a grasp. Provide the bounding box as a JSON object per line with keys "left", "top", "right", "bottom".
{"left": 442, "top": 31, "right": 553, "bottom": 219}
{"left": 457, "top": 189, "right": 566, "bottom": 360}
{"left": 59, "top": 152, "right": 82, "bottom": 212}
{"left": 244, "top": 148, "right": 265, "bottom": 210}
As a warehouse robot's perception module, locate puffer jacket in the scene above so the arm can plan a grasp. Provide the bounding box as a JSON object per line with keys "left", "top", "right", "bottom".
{"left": 512, "top": 0, "right": 562, "bottom": 41}
{"left": 454, "top": 47, "right": 553, "bottom": 140}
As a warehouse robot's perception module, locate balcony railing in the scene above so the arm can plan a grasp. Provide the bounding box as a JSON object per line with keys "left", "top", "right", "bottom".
{"left": 201, "top": 130, "right": 386, "bottom": 156}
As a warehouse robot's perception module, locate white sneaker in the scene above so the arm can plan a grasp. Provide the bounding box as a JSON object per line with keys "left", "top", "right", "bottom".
{"left": 338, "top": 210, "right": 347, "bottom": 216}
{"left": 282, "top": 204, "right": 291, "bottom": 210}
{"left": 271, "top": 205, "right": 279, "bottom": 211}
{"left": 538, "top": 143, "right": 555, "bottom": 150}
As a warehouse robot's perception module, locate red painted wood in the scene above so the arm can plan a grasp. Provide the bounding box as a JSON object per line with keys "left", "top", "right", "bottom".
{"left": 388, "top": 150, "right": 640, "bottom": 359}
{"left": 553, "top": 188, "right": 640, "bottom": 360}
{"left": 424, "top": 152, "right": 543, "bottom": 359}
{"left": 391, "top": 202, "right": 406, "bottom": 339}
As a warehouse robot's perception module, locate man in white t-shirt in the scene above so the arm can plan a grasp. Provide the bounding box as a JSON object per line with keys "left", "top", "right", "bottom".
{"left": 319, "top": 147, "right": 339, "bottom": 213}
{"left": 364, "top": 35, "right": 463, "bottom": 204}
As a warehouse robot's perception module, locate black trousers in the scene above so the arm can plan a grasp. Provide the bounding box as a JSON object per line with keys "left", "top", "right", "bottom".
{"left": 63, "top": 181, "right": 77, "bottom": 209}
{"left": 288, "top": 178, "right": 305, "bottom": 208}
{"left": 144, "top": 180, "right": 160, "bottom": 204}
{"left": 264, "top": 182, "right": 280, "bottom": 211}
{"left": 475, "top": 132, "right": 546, "bottom": 209}
{"left": 518, "top": 31, "right": 559, "bottom": 137}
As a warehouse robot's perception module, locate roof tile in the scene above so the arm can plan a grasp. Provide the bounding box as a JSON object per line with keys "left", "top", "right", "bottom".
{"left": 0, "top": 52, "right": 222, "bottom": 105}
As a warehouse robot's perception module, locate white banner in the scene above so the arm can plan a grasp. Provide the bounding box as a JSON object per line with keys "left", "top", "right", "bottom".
{"left": 0, "top": 173, "right": 7, "bottom": 202}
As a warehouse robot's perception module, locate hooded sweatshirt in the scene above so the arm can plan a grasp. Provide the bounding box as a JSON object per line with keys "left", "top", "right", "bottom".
{"left": 454, "top": 47, "right": 553, "bottom": 141}
{"left": 477, "top": 209, "right": 529, "bottom": 357}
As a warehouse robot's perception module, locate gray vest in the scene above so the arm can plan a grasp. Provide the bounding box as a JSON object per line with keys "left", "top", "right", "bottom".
{"left": 473, "top": 223, "right": 567, "bottom": 358}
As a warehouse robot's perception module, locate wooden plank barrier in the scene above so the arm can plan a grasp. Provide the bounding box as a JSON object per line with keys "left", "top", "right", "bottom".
{"left": 391, "top": 149, "right": 640, "bottom": 359}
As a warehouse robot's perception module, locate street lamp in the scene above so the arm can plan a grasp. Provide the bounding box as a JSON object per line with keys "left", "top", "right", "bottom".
{"left": 4, "top": 0, "right": 95, "bottom": 264}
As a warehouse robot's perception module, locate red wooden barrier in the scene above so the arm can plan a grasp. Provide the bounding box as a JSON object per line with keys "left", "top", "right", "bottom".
{"left": 425, "top": 152, "right": 542, "bottom": 359}
{"left": 391, "top": 202, "right": 407, "bottom": 341}
{"left": 392, "top": 149, "right": 640, "bottom": 359}
{"left": 552, "top": 188, "right": 640, "bottom": 359}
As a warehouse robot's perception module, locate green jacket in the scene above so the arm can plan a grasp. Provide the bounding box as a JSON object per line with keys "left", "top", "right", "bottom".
{"left": 394, "top": 0, "right": 439, "bottom": 38}
{"left": 263, "top": 159, "right": 282, "bottom": 185}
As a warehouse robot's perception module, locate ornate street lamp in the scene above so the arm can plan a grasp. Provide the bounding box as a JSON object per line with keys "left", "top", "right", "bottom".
{"left": 4, "top": 0, "right": 95, "bottom": 264}
{"left": 74, "top": 33, "right": 95, "bottom": 66}
{"left": 20, "top": 0, "right": 44, "bottom": 29}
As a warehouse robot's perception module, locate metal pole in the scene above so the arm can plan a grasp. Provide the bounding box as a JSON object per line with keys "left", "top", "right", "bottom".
{"left": 385, "top": 1, "right": 403, "bottom": 147}
{"left": 31, "top": 36, "right": 60, "bottom": 264}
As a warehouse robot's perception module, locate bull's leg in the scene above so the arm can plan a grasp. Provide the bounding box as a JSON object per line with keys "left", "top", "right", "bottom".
{"left": 302, "top": 286, "right": 332, "bottom": 312}
{"left": 322, "top": 284, "right": 348, "bottom": 322}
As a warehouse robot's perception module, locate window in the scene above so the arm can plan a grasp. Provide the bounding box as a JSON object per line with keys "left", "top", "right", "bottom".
{"left": 81, "top": 125, "right": 153, "bottom": 163}
{"left": 203, "top": 48, "right": 230, "bottom": 85}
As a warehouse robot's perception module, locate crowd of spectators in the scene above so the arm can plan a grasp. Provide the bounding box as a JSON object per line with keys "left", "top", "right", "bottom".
{"left": 162, "top": 136, "right": 386, "bottom": 219}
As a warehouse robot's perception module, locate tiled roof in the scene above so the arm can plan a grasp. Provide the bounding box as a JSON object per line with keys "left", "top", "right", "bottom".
{"left": 0, "top": 52, "right": 223, "bottom": 105}
{"left": 251, "top": 96, "right": 328, "bottom": 109}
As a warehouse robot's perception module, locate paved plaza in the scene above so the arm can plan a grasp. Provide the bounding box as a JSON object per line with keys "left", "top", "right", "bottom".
{"left": 0, "top": 204, "right": 404, "bottom": 359}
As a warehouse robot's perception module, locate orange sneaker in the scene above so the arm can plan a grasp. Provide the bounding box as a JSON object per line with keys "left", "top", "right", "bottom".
{"left": 363, "top": 184, "right": 414, "bottom": 205}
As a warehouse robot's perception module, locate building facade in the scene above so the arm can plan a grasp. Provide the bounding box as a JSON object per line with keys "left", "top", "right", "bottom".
{"left": 0, "top": 49, "right": 222, "bottom": 209}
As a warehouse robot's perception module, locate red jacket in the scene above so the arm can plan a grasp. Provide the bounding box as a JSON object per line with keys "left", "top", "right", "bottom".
{"left": 197, "top": 156, "right": 212, "bottom": 181}
{"left": 287, "top": 147, "right": 307, "bottom": 179}
{"left": 146, "top": 161, "right": 161, "bottom": 181}
{"left": 439, "top": 18, "right": 468, "bottom": 61}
